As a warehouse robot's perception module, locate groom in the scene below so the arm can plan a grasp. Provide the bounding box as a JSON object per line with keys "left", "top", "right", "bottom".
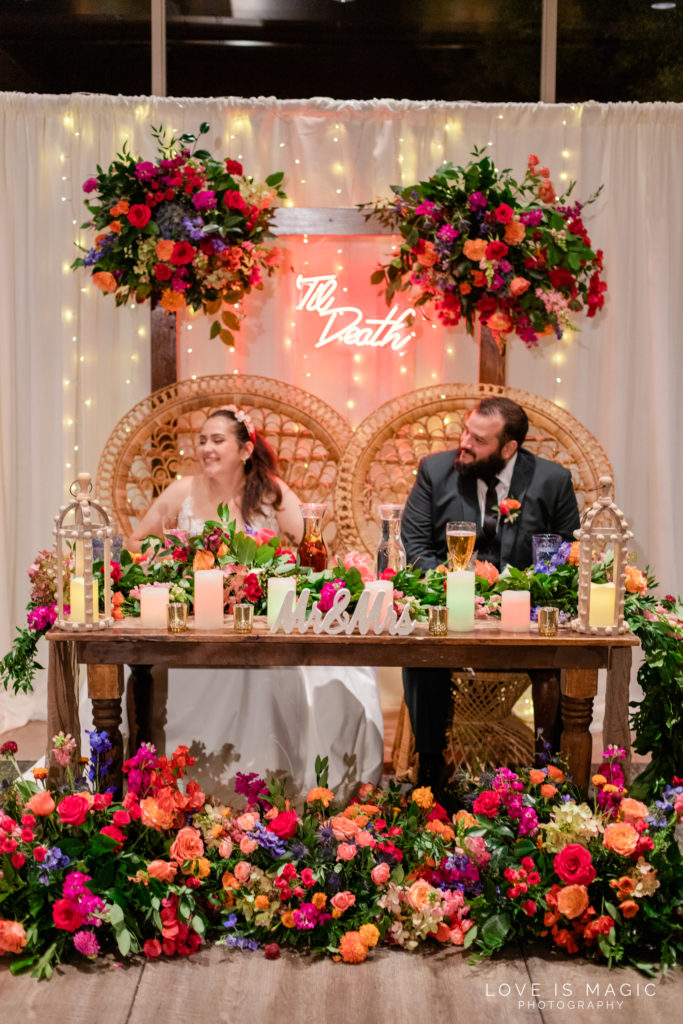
{"left": 400, "top": 395, "right": 580, "bottom": 789}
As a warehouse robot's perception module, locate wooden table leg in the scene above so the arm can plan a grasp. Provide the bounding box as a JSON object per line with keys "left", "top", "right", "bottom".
{"left": 603, "top": 646, "right": 633, "bottom": 781}
{"left": 560, "top": 668, "right": 598, "bottom": 794}
{"left": 87, "top": 664, "right": 124, "bottom": 795}
{"left": 46, "top": 640, "right": 80, "bottom": 788}
{"left": 531, "top": 669, "right": 562, "bottom": 762}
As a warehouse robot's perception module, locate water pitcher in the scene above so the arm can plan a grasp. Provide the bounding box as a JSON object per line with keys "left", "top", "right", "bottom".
{"left": 376, "top": 504, "right": 407, "bottom": 575}
{"left": 297, "top": 503, "right": 328, "bottom": 571}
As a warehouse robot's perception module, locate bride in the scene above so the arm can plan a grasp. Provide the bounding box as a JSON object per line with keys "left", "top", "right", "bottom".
{"left": 120, "top": 405, "right": 384, "bottom": 801}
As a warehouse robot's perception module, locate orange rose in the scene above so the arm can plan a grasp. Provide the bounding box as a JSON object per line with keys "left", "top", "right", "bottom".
{"left": 193, "top": 549, "right": 216, "bottom": 572}
{"left": 625, "top": 566, "right": 647, "bottom": 595}
{"left": 541, "top": 784, "right": 558, "bottom": 799}
{"left": 140, "top": 796, "right": 176, "bottom": 831}
{"left": 619, "top": 797, "right": 649, "bottom": 822}
{"left": 146, "top": 859, "right": 177, "bottom": 882}
{"left": 504, "top": 221, "right": 526, "bottom": 245}
{"left": 488, "top": 312, "right": 512, "bottom": 334}
{"left": 475, "top": 560, "right": 499, "bottom": 585}
{"left": 547, "top": 765, "right": 566, "bottom": 783}
{"left": 603, "top": 822, "right": 639, "bottom": 856}
{"left": 24, "top": 791, "right": 56, "bottom": 816}
{"left": 0, "top": 919, "right": 27, "bottom": 955}
{"left": 567, "top": 542, "right": 580, "bottom": 565}
{"left": 454, "top": 809, "right": 477, "bottom": 830}
{"left": 415, "top": 240, "right": 438, "bottom": 267}
{"left": 538, "top": 180, "right": 556, "bottom": 204}
{"left": 222, "top": 870, "right": 238, "bottom": 891}
{"left": 620, "top": 900, "right": 639, "bottom": 919}
{"left": 556, "top": 884, "right": 589, "bottom": 920}
{"left": 529, "top": 769, "right": 546, "bottom": 785}
{"left": 610, "top": 876, "right": 636, "bottom": 898}
{"left": 156, "top": 239, "right": 175, "bottom": 260}
{"left": 509, "top": 276, "right": 530, "bottom": 296}
{"left": 330, "top": 891, "right": 356, "bottom": 912}
{"left": 160, "top": 288, "right": 187, "bottom": 312}
{"left": 169, "top": 825, "right": 205, "bottom": 864}
{"left": 463, "top": 238, "right": 488, "bottom": 261}
{"left": 330, "top": 814, "right": 360, "bottom": 842}
{"left": 339, "top": 931, "right": 368, "bottom": 963}
{"left": 92, "top": 271, "right": 117, "bottom": 293}
{"left": 406, "top": 879, "right": 434, "bottom": 912}
{"left": 109, "top": 220, "right": 121, "bottom": 234}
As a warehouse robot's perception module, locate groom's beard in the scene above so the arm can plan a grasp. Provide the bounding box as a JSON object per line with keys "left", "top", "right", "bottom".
{"left": 454, "top": 446, "right": 507, "bottom": 482}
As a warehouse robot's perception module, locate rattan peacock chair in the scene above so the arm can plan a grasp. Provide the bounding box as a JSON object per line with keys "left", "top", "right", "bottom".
{"left": 334, "top": 381, "right": 615, "bottom": 781}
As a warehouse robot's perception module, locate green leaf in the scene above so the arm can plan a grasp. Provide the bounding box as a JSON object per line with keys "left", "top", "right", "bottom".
{"left": 116, "top": 929, "right": 132, "bottom": 956}
{"left": 221, "top": 310, "right": 240, "bottom": 330}
{"left": 480, "top": 913, "right": 511, "bottom": 947}
{"left": 265, "top": 171, "right": 285, "bottom": 187}
{"left": 109, "top": 902, "right": 125, "bottom": 926}
{"left": 370, "top": 269, "right": 385, "bottom": 285}
{"left": 219, "top": 328, "right": 235, "bottom": 347}
{"left": 209, "top": 319, "right": 222, "bottom": 339}
{"left": 463, "top": 923, "right": 478, "bottom": 949}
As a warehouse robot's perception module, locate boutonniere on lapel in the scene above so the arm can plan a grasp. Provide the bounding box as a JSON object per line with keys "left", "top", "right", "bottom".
{"left": 494, "top": 497, "right": 522, "bottom": 524}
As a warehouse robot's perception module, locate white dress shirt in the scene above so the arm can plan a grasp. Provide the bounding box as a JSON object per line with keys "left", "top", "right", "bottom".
{"left": 475, "top": 452, "right": 518, "bottom": 527}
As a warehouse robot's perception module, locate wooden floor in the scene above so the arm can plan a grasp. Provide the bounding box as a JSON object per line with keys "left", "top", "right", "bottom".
{"left": 1, "top": 941, "right": 680, "bottom": 1024}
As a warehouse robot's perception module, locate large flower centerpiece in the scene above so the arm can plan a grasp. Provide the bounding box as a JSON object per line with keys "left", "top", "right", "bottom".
{"left": 362, "top": 148, "right": 607, "bottom": 350}
{"left": 71, "top": 123, "right": 286, "bottom": 346}
{"left": 0, "top": 738, "right": 681, "bottom": 977}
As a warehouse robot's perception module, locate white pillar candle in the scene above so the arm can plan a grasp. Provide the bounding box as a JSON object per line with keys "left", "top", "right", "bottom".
{"left": 139, "top": 585, "right": 170, "bottom": 628}
{"left": 363, "top": 580, "right": 393, "bottom": 620}
{"left": 500, "top": 590, "right": 531, "bottom": 631}
{"left": 193, "top": 569, "right": 225, "bottom": 629}
{"left": 69, "top": 577, "right": 99, "bottom": 624}
{"left": 75, "top": 539, "right": 85, "bottom": 577}
{"left": 268, "top": 577, "right": 296, "bottom": 628}
{"left": 589, "top": 582, "right": 616, "bottom": 627}
{"left": 446, "top": 571, "right": 475, "bottom": 632}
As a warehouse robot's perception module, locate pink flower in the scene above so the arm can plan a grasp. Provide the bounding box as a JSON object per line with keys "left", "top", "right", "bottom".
{"left": 300, "top": 867, "right": 315, "bottom": 887}
{"left": 336, "top": 843, "right": 357, "bottom": 862}
{"left": 82, "top": 177, "right": 98, "bottom": 193}
{"left": 233, "top": 861, "right": 251, "bottom": 884}
{"left": 331, "top": 891, "right": 356, "bottom": 911}
{"left": 343, "top": 550, "right": 375, "bottom": 582}
{"left": 239, "top": 836, "right": 259, "bottom": 855}
{"left": 73, "top": 929, "right": 100, "bottom": 957}
{"left": 371, "top": 862, "right": 391, "bottom": 884}
{"left": 253, "top": 528, "right": 277, "bottom": 547}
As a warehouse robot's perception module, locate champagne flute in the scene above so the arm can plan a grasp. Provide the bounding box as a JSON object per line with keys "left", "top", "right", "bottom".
{"left": 446, "top": 520, "right": 477, "bottom": 571}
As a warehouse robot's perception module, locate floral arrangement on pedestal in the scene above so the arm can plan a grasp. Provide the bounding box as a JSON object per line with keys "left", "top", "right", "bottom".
{"left": 71, "top": 123, "right": 286, "bottom": 346}
{"left": 2, "top": 519, "right": 681, "bottom": 801}
{"left": 1, "top": 737, "right": 681, "bottom": 978}
{"left": 361, "top": 148, "right": 607, "bottom": 350}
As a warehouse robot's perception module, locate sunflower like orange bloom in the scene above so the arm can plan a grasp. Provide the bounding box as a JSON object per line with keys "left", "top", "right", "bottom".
{"left": 339, "top": 931, "right": 369, "bottom": 963}
{"left": 160, "top": 288, "right": 187, "bottom": 312}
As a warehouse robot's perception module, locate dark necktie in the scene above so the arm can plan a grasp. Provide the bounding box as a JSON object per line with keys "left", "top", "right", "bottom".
{"left": 483, "top": 479, "right": 499, "bottom": 540}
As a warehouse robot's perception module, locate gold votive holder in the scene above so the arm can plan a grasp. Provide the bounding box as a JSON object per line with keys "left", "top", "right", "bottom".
{"left": 234, "top": 603, "right": 254, "bottom": 634}
{"left": 537, "top": 606, "right": 559, "bottom": 637}
{"left": 167, "top": 602, "right": 188, "bottom": 633}
{"left": 428, "top": 605, "right": 448, "bottom": 637}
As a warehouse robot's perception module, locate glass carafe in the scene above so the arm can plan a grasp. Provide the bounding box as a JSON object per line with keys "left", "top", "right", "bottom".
{"left": 376, "top": 504, "right": 407, "bottom": 575}
{"left": 298, "top": 503, "right": 328, "bottom": 571}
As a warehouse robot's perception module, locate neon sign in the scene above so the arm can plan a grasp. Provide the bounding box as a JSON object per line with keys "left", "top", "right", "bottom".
{"left": 295, "top": 273, "right": 414, "bottom": 351}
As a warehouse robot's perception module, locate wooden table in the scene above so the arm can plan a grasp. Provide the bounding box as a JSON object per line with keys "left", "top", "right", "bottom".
{"left": 46, "top": 619, "right": 639, "bottom": 794}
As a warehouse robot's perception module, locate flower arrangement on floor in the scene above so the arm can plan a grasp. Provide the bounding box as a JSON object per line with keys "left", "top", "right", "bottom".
{"left": 2, "top": 519, "right": 681, "bottom": 800}
{"left": 361, "top": 148, "right": 607, "bottom": 350}
{"left": 71, "top": 123, "right": 286, "bottom": 346}
{"left": 1, "top": 736, "right": 681, "bottom": 978}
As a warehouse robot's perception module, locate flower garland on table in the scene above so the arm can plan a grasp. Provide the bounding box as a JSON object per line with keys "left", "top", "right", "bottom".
{"left": 361, "top": 148, "right": 607, "bottom": 351}
{"left": 2, "top": 519, "right": 681, "bottom": 801}
{"left": 0, "top": 737, "right": 681, "bottom": 977}
{"left": 71, "top": 123, "right": 286, "bottom": 346}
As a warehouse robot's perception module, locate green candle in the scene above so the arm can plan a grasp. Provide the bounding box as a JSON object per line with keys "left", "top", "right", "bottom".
{"left": 446, "top": 570, "right": 474, "bottom": 631}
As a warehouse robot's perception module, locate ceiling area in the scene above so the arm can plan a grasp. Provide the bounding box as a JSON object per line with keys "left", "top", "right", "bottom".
{"left": 0, "top": 0, "right": 680, "bottom": 102}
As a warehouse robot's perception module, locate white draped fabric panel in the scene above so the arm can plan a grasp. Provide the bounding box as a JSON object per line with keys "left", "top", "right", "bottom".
{"left": 0, "top": 93, "right": 681, "bottom": 729}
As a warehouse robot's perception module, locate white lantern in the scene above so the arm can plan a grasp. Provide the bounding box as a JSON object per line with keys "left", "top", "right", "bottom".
{"left": 54, "top": 472, "right": 114, "bottom": 631}
{"left": 571, "top": 476, "right": 633, "bottom": 635}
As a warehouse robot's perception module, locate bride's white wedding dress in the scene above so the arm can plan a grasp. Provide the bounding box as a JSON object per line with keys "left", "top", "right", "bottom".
{"left": 82, "top": 497, "right": 385, "bottom": 803}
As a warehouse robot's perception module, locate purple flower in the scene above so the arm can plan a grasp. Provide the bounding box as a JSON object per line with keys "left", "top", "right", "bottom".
{"left": 468, "top": 192, "right": 487, "bottom": 211}
{"left": 73, "top": 930, "right": 100, "bottom": 957}
{"left": 134, "top": 161, "right": 156, "bottom": 181}
{"left": 519, "top": 209, "right": 543, "bottom": 227}
{"left": 225, "top": 934, "right": 259, "bottom": 951}
{"left": 437, "top": 223, "right": 459, "bottom": 242}
{"left": 82, "top": 177, "right": 99, "bottom": 193}
{"left": 235, "top": 771, "right": 269, "bottom": 804}
{"left": 248, "top": 822, "right": 287, "bottom": 858}
{"left": 415, "top": 200, "right": 436, "bottom": 217}
{"left": 223, "top": 914, "right": 238, "bottom": 930}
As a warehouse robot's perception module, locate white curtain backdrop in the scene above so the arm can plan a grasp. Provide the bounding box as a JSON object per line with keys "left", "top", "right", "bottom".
{"left": 1, "top": 93, "right": 681, "bottom": 729}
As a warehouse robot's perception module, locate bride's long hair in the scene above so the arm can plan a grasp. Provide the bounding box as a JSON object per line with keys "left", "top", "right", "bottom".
{"left": 205, "top": 408, "right": 282, "bottom": 526}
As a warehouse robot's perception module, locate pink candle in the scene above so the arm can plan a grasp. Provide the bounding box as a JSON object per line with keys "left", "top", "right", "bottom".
{"left": 500, "top": 590, "right": 530, "bottom": 631}
{"left": 363, "top": 580, "right": 393, "bottom": 620}
{"left": 139, "top": 585, "right": 169, "bottom": 628}
{"left": 193, "top": 569, "right": 225, "bottom": 629}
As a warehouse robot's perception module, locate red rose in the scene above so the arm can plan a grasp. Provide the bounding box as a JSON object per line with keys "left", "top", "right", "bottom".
{"left": 225, "top": 158, "right": 243, "bottom": 176}
{"left": 242, "top": 573, "right": 263, "bottom": 602}
{"left": 476, "top": 294, "right": 498, "bottom": 316}
{"left": 127, "top": 204, "right": 152, "bottom": 228}
{"left": 494, "top": 203, "right": 514, "bottom": 224}
{"left": 472, "top": 790, "right": 501, "bottom": 817}
{"left": 53, "top": 898, "right": 85, "bottom": 932}
{"left": 264, "top": 942, "right": 281, "bottom": 960}
{"left": 154, "top": 262, "right": 173, "bottom": 280}
{"left": 485, "top": 240, "right": 509, "bottom": 260}
{"left": 268, "top": 809, "right": 299, "bottom": 839}
{"left": 144, "top": 938, "right": 163, "bottom": 958}
{"left": 170, "top": 241, "right": 196, "bottom": 266}
{"left": 553, "top": 843, "right": 596, "bottom": 885}
{"left": 548, "top": 267, "right": 576, "bottom": 291}
{"left": 224, "top": 190, "right": 248, "bottom": 215}
{"left": 57, "top": 793, "right": 90, "bottom": 827}
{"left": 100, "top": 825, "right": 125, "bottom": 847}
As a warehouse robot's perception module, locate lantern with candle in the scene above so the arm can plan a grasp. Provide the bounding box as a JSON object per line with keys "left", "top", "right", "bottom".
{"left": 571, "top": 476, "right": 633, "bottom": 635}
{"left": 54, "top": 472, "right": 114, "bottom": 632}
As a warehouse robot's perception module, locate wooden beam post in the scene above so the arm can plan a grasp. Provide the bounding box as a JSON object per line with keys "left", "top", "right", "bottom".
{"left": 150, "top": 302, "right": 177, "bottom": 392}
{"left": 478, "top": 323, "right": 506, "bottom": 386}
